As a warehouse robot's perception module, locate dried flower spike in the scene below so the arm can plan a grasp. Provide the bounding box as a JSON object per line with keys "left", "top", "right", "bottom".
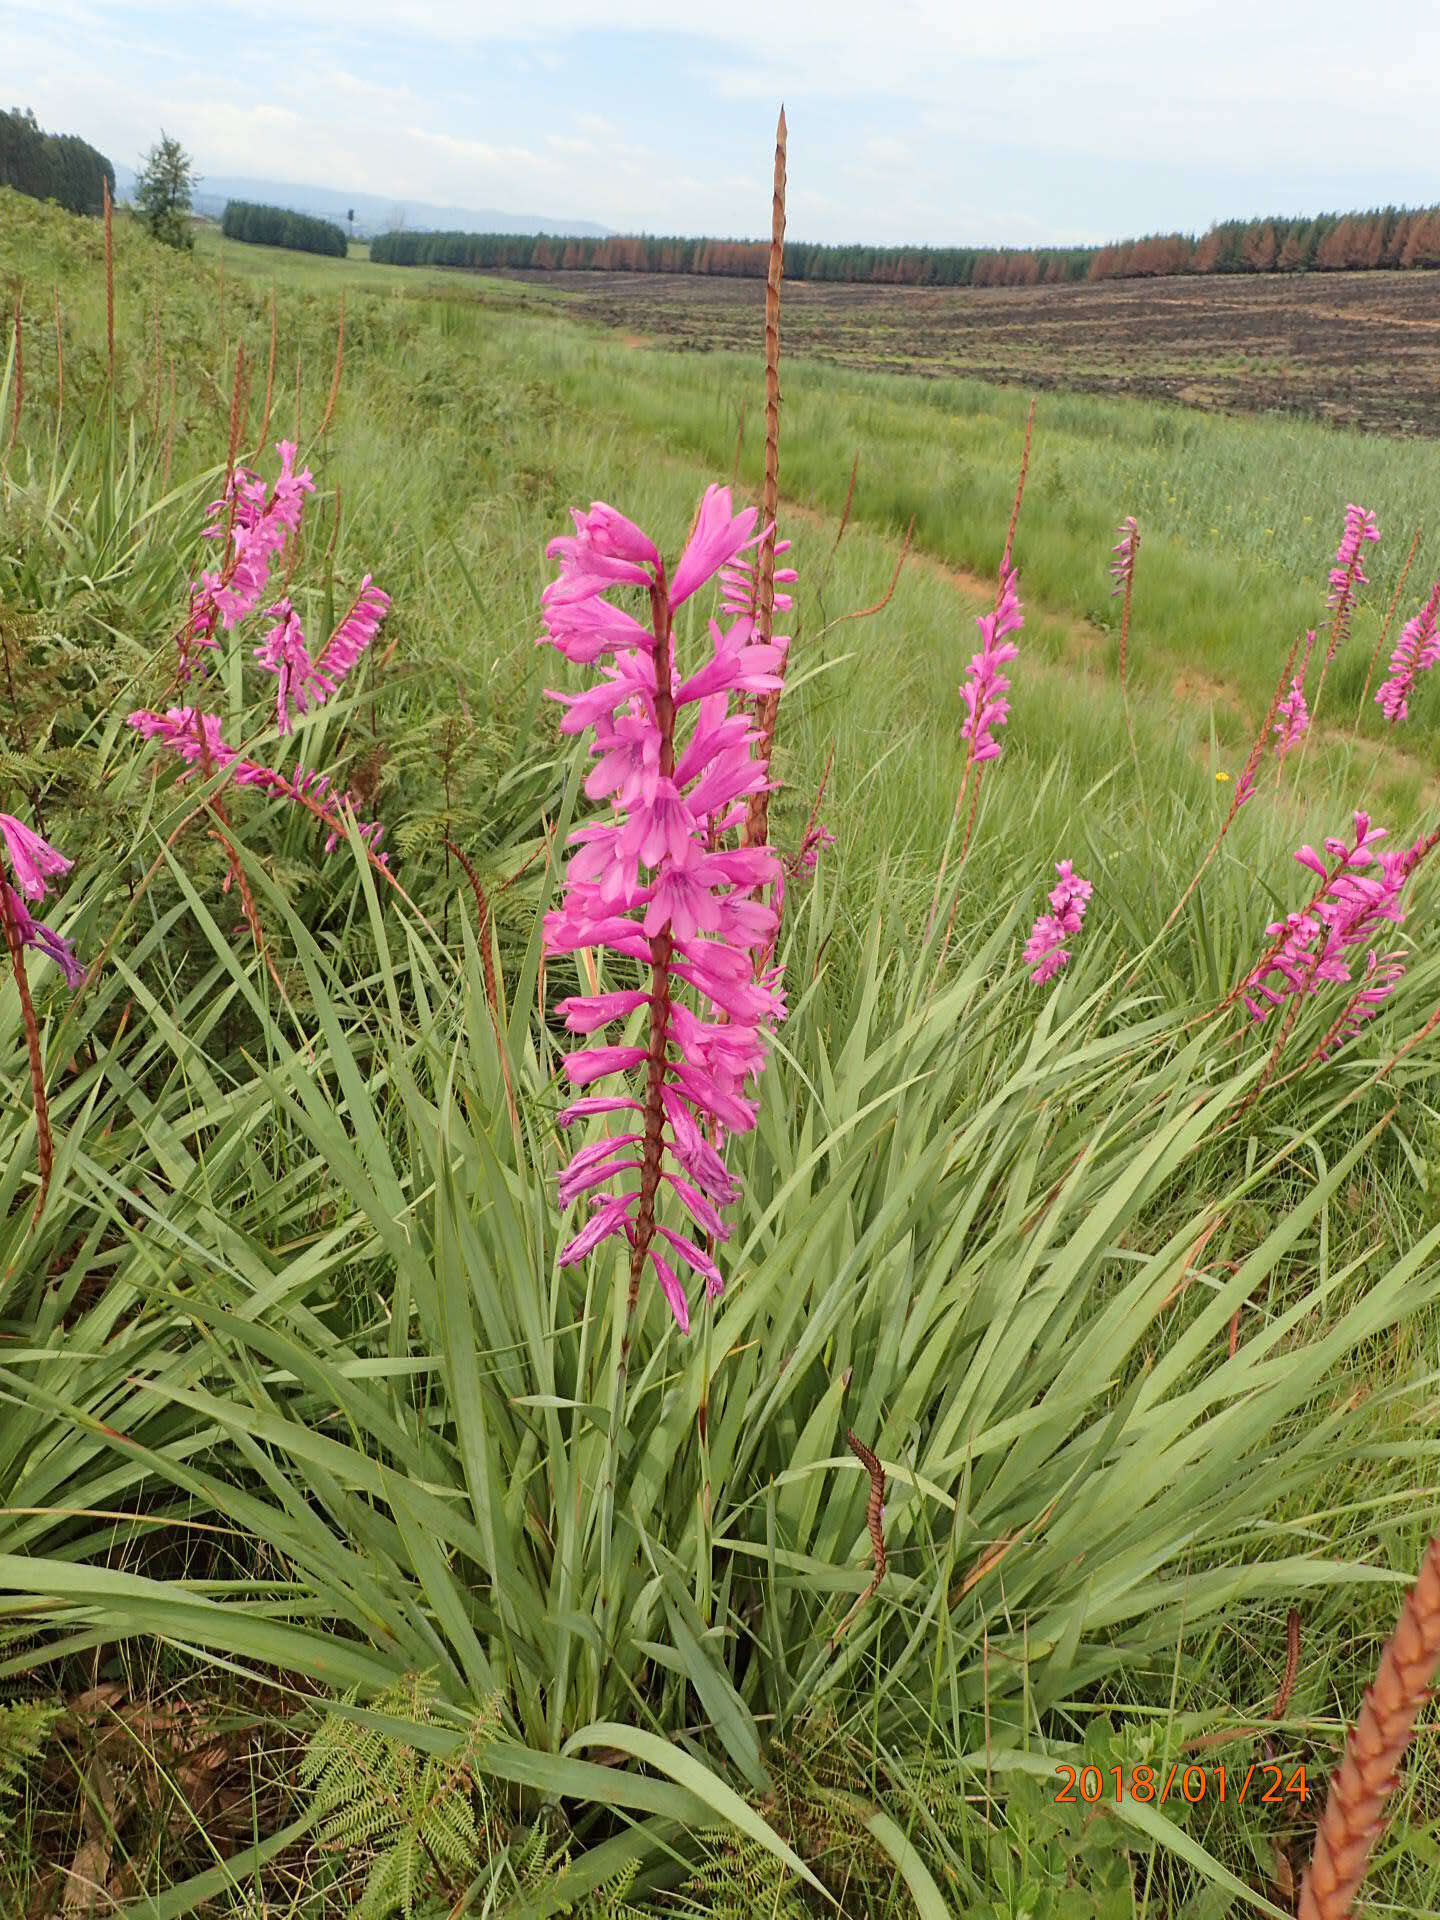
{"left": 1300, "top": 1527, "right": 1440, "bottom": 1919}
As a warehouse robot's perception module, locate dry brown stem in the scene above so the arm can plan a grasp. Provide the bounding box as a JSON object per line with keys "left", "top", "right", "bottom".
{"left": 742, "top": 106, "right": 788, "bottom": 849}
{"left": 103, "top": 178, "right": 114, "bottom": 389}
{"left": 0, "top": 852, "right": 54, "bottom": 1224}
{"left": 318, "top": 293, "right": 344, "bottom": 438}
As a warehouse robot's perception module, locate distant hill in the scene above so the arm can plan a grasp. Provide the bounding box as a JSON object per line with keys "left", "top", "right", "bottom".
{"left": 112, "top": 167, "right": 608, "bottom": 241}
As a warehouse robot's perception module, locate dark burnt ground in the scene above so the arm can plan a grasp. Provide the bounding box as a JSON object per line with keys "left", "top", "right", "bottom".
{"left": 492, "top": 267, "right": 1440, "bottom": 438}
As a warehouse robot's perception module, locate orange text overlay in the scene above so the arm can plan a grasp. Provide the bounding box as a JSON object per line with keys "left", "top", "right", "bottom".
{"left": 1055, "top": 1763, "right": 1307, "bottom": 1807}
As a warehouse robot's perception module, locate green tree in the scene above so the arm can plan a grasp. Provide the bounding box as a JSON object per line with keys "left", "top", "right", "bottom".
{"left": 135, "top": 130, "right": 195, "bottom": 248}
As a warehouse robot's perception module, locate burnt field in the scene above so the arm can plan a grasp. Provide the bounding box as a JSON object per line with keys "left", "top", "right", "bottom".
{"left": 498, "top": 266, "right": 1440, "bottom": 437}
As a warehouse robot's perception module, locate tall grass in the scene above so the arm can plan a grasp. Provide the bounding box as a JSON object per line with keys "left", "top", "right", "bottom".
{"left": 1, "top": 187, "right": 1439, "bottom": 1915}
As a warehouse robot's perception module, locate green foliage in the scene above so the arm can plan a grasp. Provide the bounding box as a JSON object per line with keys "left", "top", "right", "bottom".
{"left": 0, "top": 1699, "right": 58, "bottom": 1836}
{"left": 368, "top": 202, "right": 1440, "bottom": 287}
{"left": 3, "top": 191, "right": 1440, "bottom": 1920}
{"left": 222, "top": 198, "right": 348, "bottom": 258}
{"left": 0, "top": 105, "right": 112, "bottom": 216}
{"left": 299, "top": 1676, "right": 500, "bottom": 1917}
{"left": 134, "top": 130, "right": 195, "bottom": 249}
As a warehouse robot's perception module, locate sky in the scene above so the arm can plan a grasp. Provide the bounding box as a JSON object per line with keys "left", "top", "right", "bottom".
{"left": 6, "top": 0, "right": 1440, "bottom": 247}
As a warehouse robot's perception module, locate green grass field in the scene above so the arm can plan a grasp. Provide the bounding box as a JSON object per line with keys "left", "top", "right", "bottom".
{"left": 1, "top": 191, "right": 1439, "bottom": 1917}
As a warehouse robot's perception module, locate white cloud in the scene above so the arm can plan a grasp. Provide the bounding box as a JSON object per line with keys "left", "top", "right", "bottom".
{"left": 6, "top": 0, "right": 1440, "bottom": 243}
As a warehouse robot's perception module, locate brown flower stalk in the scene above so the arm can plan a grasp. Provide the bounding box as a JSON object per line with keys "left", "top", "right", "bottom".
{"left": 815, "top": 517, "right": 912, "bottom": 640}
{"left": 0, "top": 852, "right": 54, "bottom": 1225}
{"left": 831, "top": 1431, "right": 887, "bottom": 1650}
{"left": 1272, "top": 1607, "right": 1301, "bottom": 1719}
{"left": 53, "top": 288, "right": 62, "bottom": 433}
{"left": 742, "top": 105, "right": 788, "bottom": 851}
{"left": 627, "top": 579, "right": 679, "bottom": 1346}
{"left": 1358, "top": 523, "right": 1422, "bottom": 724}
{"left": 932, "top": 406, "right": 1038, "bottom": 955}
{"left": 444, "top": 837, "right": 518, "bottom": 1130}
{"left": 1001, "top": 397, "right": 1036, "bottom": 579}
{"left": 1157, "top": 631, "right": 1300, "bottom": 945}
{"left": 1299, "top": 1527, "right": 1440, "bottom": 1919}
{"left": 252, "top": 290, "right": 277, "bottom": 460}
{"left": 162, "top": 358, "right": 175, "bottom": 490}
{"left": 294, "top": 347, "right": 303, "bottom": 444}
{"left": 103, "top": 178, "right": 114, "bottom": 390}
{"left": 151, "top": 290, "right": 161, "bottom": 435}
{"left": 4, "top": 287, "right": 21, "bottom": 468}
{"left": 832, "top": 450, "right": 859, "bottom": 554}
{"left": 318, "top": 294, "right": 345, "bottom": 439}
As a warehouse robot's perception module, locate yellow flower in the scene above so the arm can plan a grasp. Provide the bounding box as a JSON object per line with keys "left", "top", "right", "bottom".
{"left": 1216, "top": 771, "right": 1231, "bottom": 783}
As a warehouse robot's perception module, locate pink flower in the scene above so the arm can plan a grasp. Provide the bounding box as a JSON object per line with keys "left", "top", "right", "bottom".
{"left": 1322, "top": 504, "right": 1379, "bottom": 666}
{"left": 961, "top": 566, "right": 1024, "bottom": 765}
{"left": 1110, "top": 517, "right": 1140, "bottom": 595}
{"left": 2, "top": 884, "right": 83, "bottom": 988}
{"left": 540, "top": 484, "right": 786, "bottom": 1331}
{"left": 1273, "top": 634, "right": 1314, "bottom": 759}
{"left": 128, "top": 711, "right": 388, "bottom": 862}
{"left": 0, "top": 813, "right": 82, "bottom": 988}
{"left": 1023, "top": 858, "right": 1093, "bottom": 987}
{"left": 186, "top": 443, "right": 316, "bottom": 670}
{"left": 671, "top": 484, "right": 760, "bottom": 607}
{"left": 312, "top": 578, "right": 391, "bottom": 697}
{"left": 0, "top": 814, "right": 73, "bottom": 901}
{"left": 1375, "top": 579, "right": 1440, "bottom": 726}
{"left": 1240, "top": 811, "right": 1407, "bottom": 1028}
{"left": 253, "top": 600, "right": 324, "bottom": 735}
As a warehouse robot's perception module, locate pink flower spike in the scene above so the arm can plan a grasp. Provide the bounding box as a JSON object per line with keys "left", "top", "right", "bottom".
{"left": 0, "top": 814, "right": 73, "bottom": 902}
{"left": 1023, "top": 858, "right": 1092, "bottom": 987}
{"left": 1376, "top": 579, "right": 1440, "bottom": 727}
{"left": 542, "top": 485, "right": 785, "bottom": 1320}
{"left": 961, "top": 567, "right": 1024, "bottom": 767}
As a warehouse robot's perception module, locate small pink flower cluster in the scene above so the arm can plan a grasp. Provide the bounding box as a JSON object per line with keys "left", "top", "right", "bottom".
{"left": 254, "top": 577, "right": 391, "bottom": 735}
{"left": 1241, "top": 811, "right": 1408, "bottom": 1032}
{"left": 133, "top": 443, "right": 391, "bottom": 859}
{"left": 540, "top": 485, "right": 787, "bottom": 1331}
{"left": 1273, "top": 631, "right": 1315, "bottom": 760}
{"left": 961, "top": 567, "right": 1024, "bottom": 765}
{"left": 1375, "top": 579, "right": 1440, "bottom": 726}
{"left": 126, "top": 708, "right": 387, "bottom": 858}
{"left": 189, "top": 442, "right": 315, "bottom": 664}
{"left": 0, "top": 813, "right": 82, "bottom": 987}
{"left": 1023, "top": 858, "right": 1092, "bottom": 987}
{"left": 1323, "top": 503, "right": 1380, "bottom": 664}
{"left": 1330, "top": 504, "right": 1380, "bottom": 604}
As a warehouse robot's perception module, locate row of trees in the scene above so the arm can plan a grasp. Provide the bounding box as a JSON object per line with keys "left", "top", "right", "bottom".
{"left": 221, "top": 200, "right": 348, "bottom": 257}
{"left": 0, "top": 107, "right": 113, "bottom": 217}
{"left": 371, "top": 203, "right": 1440, "bottom": 287}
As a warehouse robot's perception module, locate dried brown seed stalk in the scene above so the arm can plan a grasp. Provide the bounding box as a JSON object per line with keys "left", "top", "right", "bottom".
{"left": 0, "top": 856, "right": 53, "bottom": 1223}
{"left": 1299, "top": 1528, "right": 1440, "bottom": 1919}
{"left": 53, "top": 287, "right": 62, "bottom": 430}
{"left": 1000, "top": 397, "right": 1035, "bottom": 578}
{"left": 5, "top": 287, "right": 22, "bottom": 465}
{"left": 1158, "top": 630, "right": 1300, "bottom": 949}
{"left": 1272, "top": 1606, "right": 1301, "bottom": 1719}
{"left": 318, "top": 293, "right": 344, "bottom": 439}
{"left": 831, "top": 1430, "right": 887, "bottom": 1650}
{"left": 743, "top": 105, "right": 788, "bottom": 850}
{"left": 103, "top": 177, "right": 114, "bottom": 388}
